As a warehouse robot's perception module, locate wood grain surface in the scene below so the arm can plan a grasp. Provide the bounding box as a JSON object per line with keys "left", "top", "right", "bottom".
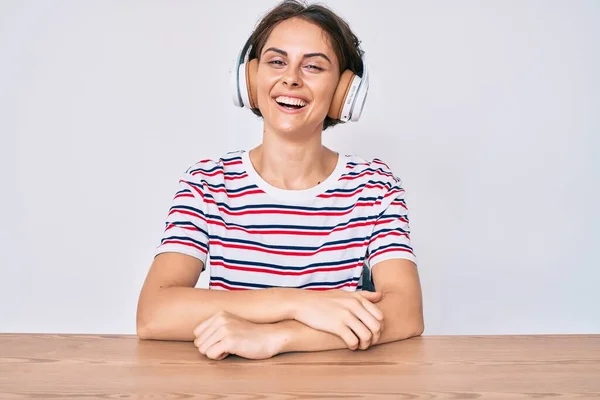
{"left": 1, "top": 334, "right": 599, "bottom": 399}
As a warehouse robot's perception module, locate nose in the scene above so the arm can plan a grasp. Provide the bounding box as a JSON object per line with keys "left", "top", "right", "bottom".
{"left": 282, "top": 66, "right": 302, "bottom": 88}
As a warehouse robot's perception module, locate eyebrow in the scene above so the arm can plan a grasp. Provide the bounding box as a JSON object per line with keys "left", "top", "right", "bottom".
{"left": 262, "top": 47, "right": 332, "bottom": 64}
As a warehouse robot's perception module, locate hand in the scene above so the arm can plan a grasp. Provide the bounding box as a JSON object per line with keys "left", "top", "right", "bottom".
{"left": 291, "top": 290, "right": 384, "bottom": 351}
{"left": 193, "top": 311, "right": 284, "bottom": 360}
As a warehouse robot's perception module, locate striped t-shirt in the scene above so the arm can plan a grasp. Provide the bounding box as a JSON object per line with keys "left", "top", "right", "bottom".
{"left": 155, "top": 150, "right": 417, "bottom": 291}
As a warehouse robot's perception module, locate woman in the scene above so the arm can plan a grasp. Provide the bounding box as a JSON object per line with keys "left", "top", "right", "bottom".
{"left": 137, "top": 0, "right": 424, "bottom": 360}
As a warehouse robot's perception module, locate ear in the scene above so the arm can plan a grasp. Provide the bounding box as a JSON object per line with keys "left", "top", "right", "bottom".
{"left": 246, "top": 58, "right": 259, "bottom": 109}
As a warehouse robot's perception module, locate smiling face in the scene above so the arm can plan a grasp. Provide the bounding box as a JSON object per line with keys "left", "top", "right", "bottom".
{"left": 255, "top": 17, "right": 340, "bottom": 137}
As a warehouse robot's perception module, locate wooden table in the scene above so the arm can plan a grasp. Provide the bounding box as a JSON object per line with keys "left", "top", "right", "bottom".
{"left": 1, "top": 334, "right": 599, "bottom": 399}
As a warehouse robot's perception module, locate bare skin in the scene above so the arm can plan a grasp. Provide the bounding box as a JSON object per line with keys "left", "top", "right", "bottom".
{"left": 136, "top": 17, "right": 424, "bottom": 360}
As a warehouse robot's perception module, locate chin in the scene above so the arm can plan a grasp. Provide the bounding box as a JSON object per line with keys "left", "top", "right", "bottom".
{"left": 266, "top": 114, "right": 324, "bottom": 137}
{"left": 272, "top": 121, "right": 318, "bottom": 138}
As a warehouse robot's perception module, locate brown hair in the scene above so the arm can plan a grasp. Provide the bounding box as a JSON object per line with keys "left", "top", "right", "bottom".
{"left": 246, "top": 0, "right": 364, "bottom": 130}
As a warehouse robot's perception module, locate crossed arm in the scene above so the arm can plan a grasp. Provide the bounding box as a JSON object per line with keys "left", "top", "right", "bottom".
{"left": 136, "top": 252, "right": 424, "bottom": 360}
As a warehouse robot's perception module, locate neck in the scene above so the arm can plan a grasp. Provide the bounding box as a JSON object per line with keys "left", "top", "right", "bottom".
{"left": 249, "top": 124, "right": 337, "bottom": 190}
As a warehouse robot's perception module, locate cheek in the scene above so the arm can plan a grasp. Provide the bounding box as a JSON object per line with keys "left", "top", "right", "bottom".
{"left": 256, "top": 73, "right": 278, "bottom": 110}
{"left": 314, "top": 79, "right": 338, "bottom": 109}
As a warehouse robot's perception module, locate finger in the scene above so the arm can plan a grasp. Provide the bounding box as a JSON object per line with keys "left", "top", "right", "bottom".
{"left": 356, "top": 291, "right": 383, "bottom": 305}
{"left": 349, "top": 301, "right": 382, "bottom": 340}
{"left": 337, "top": 325, "right": 360, "bottom": 350}
{"left": 205, "top": 338, "right": 231, "bottom": 360}
{"left": 344, "top": 315, "right": 373, "bottom": 350}
{"left": 197, "top": 324, "right": 225, "bottom": 354}
{"left": 372, "top": 319, "right": 384, "bottom": 345}
{"left": 194, "top": 318, "right": 223, "bottom": 350}
{"left": 193, "top": 313, "right": 218, "bottom": 338}
{"left": 359, "top": 297, "right": 384, "bottom": 321}
{"left": 353, "top": 293, "right": 383, "bottom": 321}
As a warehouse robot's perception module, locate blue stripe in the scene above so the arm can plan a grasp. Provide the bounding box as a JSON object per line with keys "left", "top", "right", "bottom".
{"left": 220, "top": 155, "right": 242, "bottom": 163}
{"left": 297, "top": 276, "right": 360, "bottom": 289}
{"left": 161, "top": 235, "right": 208, "bottom": 251}
{"left": 210, "top": 275, "right": 360, "bottom": 289}
{"left": 211, "top": 276, "right": 272, "bottom": 289}
{"left": 210, "top": 234, "right": 368, "bottom": 251}
{"left": 203, "top": 192, "right": 381, "bottom": 212}
{"left": 224, "top": 171, "right": 246, "bottom": 177}
{"left": 323, "top": 180, "right": 394, "bottom": 194}
{"left": 169, "top": 204, "right": 206, "bottom": 218}
{"left": 166, "top": 221, "right": 209, "bottom": 237}
{"left": 202, "top": 183, "right": 260, "bottom": 193}
{"left": 370, "top": 242, "right": 413, "bottom": 254}
{"left": 378, "top": 213, "right": 409, "bottom": 220}
{"left": 210, "top": 255, "right": 364, "bottom": 271}
{"left": 341, "top": 167, "right": 391, "bottom": 178}
{"left": 205, "top": 214, "right": 377, "bottom": 232}
{"left": 189, "top": 165, "right": 223, "bottom": 174}
{"left": 372, "top": 227, "right": 410, "bottom": 236}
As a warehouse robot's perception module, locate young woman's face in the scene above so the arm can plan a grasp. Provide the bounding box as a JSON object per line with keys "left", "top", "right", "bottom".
{"left": 256, "top": 17, "right": 340, "bottom": 136}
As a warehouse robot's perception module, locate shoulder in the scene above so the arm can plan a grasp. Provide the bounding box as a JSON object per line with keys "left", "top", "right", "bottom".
{"left": 343, "top": 154, "right": 403, "bottom": 190}
{"left": 181, "top": 150, "right": 246, "bottom": 184}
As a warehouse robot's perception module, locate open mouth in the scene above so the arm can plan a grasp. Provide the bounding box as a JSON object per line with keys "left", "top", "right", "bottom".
{"left": 274, "top": 95, "right": 308, "bottom": 110}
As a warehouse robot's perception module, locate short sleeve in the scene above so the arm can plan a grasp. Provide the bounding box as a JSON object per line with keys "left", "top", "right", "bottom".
{"left": 367, "top": 178, "right": 417, "bottom": 269}
{"left": 155, "top": 170, "right": 209, "bottom": 265}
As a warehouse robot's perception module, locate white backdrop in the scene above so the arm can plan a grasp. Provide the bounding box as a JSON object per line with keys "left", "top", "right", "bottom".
{"left": 1, "top": 0, "right": 598, "bottom": 335}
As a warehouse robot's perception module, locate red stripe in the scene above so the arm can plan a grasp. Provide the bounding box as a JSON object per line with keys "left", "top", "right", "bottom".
{"left": 371, "top": 246, "right": 413, "bottom": 259}
{"left": 307, "top": 281, "right": 359, "bottom": 291}
{"left": 174, "top": 193, "right": 194, "bottom": 199}
{"left": 376, "top": 216, "right": 409, "bottom": 226}
{"left": 210, "top": 280, "right": 358, "bottom": 291}
{"left": 205, "top": 218, "right": 375, "bottom": 236}
{"left": 372, "top": 159, "right": 391, "bottom": 169}
{"left": 339, "top": 169, "right": 393, "bottom": 181}
{"left": 165, "top": 224, "right": 198, "bottom": 232}
{"left": 191, "top": 169, "right": 223, "bottom": 177}
{"left": 391, "top": 200, "right": 408, "bottom": 210}
{"left": 222, "top": 159, "right": 243, "bottom": 166}
{"left": 168, "top": 208, "right": 207, "bottom": 223}
{"left": 224, "top": 174, "right": 248, "bottom": 181}
{"left": 180, "top": 180, "right": 204, "bottom": 197}
{"left": 316, "top": 183, "right": 389, "bottom": 199}
{"left": 187, "top": 188, "right": 382, "bottom": 216}
{"left": 209, "top": 282, "right": 247, "bottom": 291}
{"left": 383, "top": 188, "right": 405, "bottom": 200}
{"left": 205, "top": 199, "right": 382, "bottom": 217}
{"left": 204, "top": 187, "right": 264, "bottom": 198}
{"left": 210, "top": 239, "right": 367, "bottom": 257}
{"left": 370, "top": 230, "right": 410, "bottom": 243}
{"left": 161, "top": 240, "right": 207, "bottom": 254}
{"left": 210, "top": 260, "right": 361, "bottom": 276}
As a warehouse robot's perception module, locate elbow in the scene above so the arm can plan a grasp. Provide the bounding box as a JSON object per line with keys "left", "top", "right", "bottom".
{"left": 412, "top": 318, "right": 425, "bottom": 337}
{"left": 136, "top": 308, "right": 153, "bottom": 340}
{"left": 136, "top": 316, "right": 152, "bottom": 340}
{"left": 407, "top": 312, "right": 425, "bottom": 338}
{"left": 136, "top": 294, "right": 159, "bottom": 340}
{"left": 398, "top": 314, "right": 424, "bottom": 341}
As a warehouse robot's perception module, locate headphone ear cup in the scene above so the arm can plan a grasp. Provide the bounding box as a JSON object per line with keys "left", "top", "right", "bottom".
{"left": 328, "top": 70, "right": 355, "bottom": 120}
{"left": 246, "top": 58, "right": 259, "bottom": 109}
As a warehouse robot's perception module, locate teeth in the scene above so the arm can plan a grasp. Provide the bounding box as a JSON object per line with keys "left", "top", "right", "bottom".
{"left": 275, "top": 96, "right": 307, "bottom": 107}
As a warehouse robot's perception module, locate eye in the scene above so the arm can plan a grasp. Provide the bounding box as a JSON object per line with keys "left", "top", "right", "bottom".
{"left": 268, "top": 60, "right": 286, "bottom": 67}
{"left": 305, "top": 64, "right": 324, "bottom": 72}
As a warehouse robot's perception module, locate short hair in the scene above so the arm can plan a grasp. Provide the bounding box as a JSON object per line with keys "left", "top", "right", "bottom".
{"left": 246, "top": 0, "right": 364, "bottom": 130}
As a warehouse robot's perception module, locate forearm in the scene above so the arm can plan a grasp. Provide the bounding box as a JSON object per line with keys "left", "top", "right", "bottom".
{"left": 376, "top": 290, "right": 424, "bottom": 344}
{"left": 277, "top": 320, "right": 349, "bottom": 353}
{"left": 277, "top": 291, "right": 423, "bottom": 354}
{"left": 137, "top": 286, "right": 294, "bottom": 341}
